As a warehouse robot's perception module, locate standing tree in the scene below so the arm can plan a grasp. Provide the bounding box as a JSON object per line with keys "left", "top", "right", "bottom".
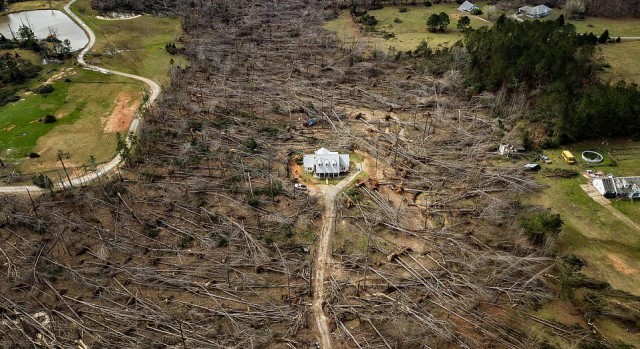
{"left": 598, "top": 29, "right": 610, "bottom": 44}
{"left": 564, "top": 0, "right": 585, "bottom": 19}
{"left": 457, "top": 16, "right": 471, "bottom": 31}
{"left": 484, "top": 5, "right": 497, "bottom": 20}
{"left": 427, "top": 12, "right": 449, "bottom": 32}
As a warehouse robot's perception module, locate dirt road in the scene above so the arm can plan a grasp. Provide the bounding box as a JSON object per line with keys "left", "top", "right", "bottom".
{"left": 0, "top": 0, "right": 160, "bottom": 195}
{"left": 311, "top": 167, "right": 362, "bottom": 349}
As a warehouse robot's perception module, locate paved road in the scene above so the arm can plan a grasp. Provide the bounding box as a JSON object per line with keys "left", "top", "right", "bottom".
{"left": 311, "top": 167, "right": 363, "bottom": 349}
{"left": 0, "top": 0, "right": 160, "bottom": 195}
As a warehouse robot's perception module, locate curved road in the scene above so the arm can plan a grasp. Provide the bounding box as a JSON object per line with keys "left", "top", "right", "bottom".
{"left": 0, "top": 0, "right": 160, "bottom": 194}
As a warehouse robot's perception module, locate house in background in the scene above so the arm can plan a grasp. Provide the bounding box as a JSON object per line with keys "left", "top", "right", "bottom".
{"left": 518, "top": 4, "right": 552, "bottom": 18}
{"left": 458, "top": 0, "right": 478, "bottom": 13}
{"left": 303, "top": 148, "right": 350, "bottom": 178}
{"left": 593, "top": 176, "right": 640, "bottom": 199}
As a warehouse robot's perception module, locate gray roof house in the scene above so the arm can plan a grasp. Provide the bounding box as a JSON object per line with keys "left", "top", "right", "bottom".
{"left": 593, "top": 176, "right": 640, "bottom": 199}
{"left": 518, "top": 5, "right": 552, "bottom": 18}
{"left": 458, "top": 1, "right": 478, "bottom": 13}
{"left": 303, "top": 148, "right": 350, "bottom": 178}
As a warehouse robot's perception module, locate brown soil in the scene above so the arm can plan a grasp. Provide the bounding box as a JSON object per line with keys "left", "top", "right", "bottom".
{"left": 104, "top": 93, "right": 141, "bottom": 133}
{"left": 608, "top": 255, "right": 637, "bottom": 275}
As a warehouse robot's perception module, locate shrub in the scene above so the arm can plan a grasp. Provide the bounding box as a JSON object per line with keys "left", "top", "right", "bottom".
{"left": 43, "top": 114, "right": 57, "bottom": 124}
{"left": 28, "top": 152, "right": 40, "bottom": 158}
{"left": 32, "top": 173, "right": 53, "bottom": 189}
{"left": 394, "top": 17, "right": 403, "bottom": 23}
{"left": 424, "top": 0, "right": 432, "bottom": 7}
{"left": 399, "top": 7, "right": 408, "bottom": 12}
{"left": 520, "top": 211, "right": 563, "bottom": 245}
{"left": 35, "top": 84, "right": 54, "bottom": 94}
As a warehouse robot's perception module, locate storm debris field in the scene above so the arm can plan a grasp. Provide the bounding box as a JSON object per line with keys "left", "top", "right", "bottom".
{"left": 0, "top": 1, "right": 625, "bottom": 348}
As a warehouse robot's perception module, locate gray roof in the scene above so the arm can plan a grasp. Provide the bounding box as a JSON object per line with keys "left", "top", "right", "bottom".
{"left": 612, "top": 177, "right": 640, "bottom": 196}
{"left": 458, "top": 1, "right": 477, "bottom": 12}
{"left": 303, "top": 148, "right": 350, "bottom": 175}
{"left": 601, "top": 178, "right": 616, "bottom": 194}
{"left": 520, "top": 4, "right": 552, "bottom": 17}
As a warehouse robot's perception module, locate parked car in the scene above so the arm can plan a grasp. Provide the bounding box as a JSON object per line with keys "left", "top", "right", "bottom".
{"left": 540, "top": 154, "right": 551, "bottom": 164}
{"left": 294, "top": 183, "right": 307, "bottom": 190}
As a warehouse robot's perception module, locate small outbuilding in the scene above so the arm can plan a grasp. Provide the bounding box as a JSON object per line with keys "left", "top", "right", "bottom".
{"left": 303, "top": 148, "right": 350, "bottom": 178}
{"left": 518, "top": 4, "right": 552, "bottom": 18}
{"left": 458, "top": 1, "right": 478, "bottom": 13}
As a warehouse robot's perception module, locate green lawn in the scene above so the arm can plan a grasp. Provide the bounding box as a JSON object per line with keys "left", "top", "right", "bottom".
{"left": 71, "top": 0, "right": 187, "bottom": 85}
{"left": 600, "top": 41, "right": 640, "bottom": 85}
{"left": 0, "top": 67, "right": 143, "bottom": 175}
{"left": 325, "top": 3, "right": 492, "bottom": 52}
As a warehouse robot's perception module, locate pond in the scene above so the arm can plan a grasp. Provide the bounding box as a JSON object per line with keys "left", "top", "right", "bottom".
{"left": 0, "top": 10, "right": 88, "bottom": 51}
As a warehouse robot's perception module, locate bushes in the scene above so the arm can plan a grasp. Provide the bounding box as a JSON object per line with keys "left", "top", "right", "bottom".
{"left": 43, "top": 114, "right": 57, "bottom": 124}
{"left": 35, "top": 84, "right": 54, "bottom": 95}
{"left": 520, "top": 211, "right": 563, "bottom": 245}
{"left": 426, "top": 12, "right": 450, "bottom": 32}
{"left": 32, "top": 173, "right": 53, "bottom": 189}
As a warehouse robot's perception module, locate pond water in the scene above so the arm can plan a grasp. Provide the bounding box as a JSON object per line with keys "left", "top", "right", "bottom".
{"left": 0, "top": 10, "right": 88, "bottom": 51}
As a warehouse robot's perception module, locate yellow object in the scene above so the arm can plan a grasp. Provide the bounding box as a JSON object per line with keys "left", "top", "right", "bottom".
{"left": 562, "top": 150, "right": 576, "bottom": 164}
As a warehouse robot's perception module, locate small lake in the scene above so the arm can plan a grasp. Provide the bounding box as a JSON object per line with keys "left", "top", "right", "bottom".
{"left": 0, "top": 10, "right": 88, "bottom": 51}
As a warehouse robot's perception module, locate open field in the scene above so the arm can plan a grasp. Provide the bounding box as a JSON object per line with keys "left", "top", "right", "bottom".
{"left": 6, "top": 0, "right": 66, "bottom": 12}
{"left": 600, "top": 41, "right": 640, "bottom": 85}
{"left": 71, "top": 0, "right": 187, "bottom": 85}
{"left": 0, "top": 66, "right": 144, "bottom": 175}
{"left": 325, "top": 3, "right": 491, "bottom": 52}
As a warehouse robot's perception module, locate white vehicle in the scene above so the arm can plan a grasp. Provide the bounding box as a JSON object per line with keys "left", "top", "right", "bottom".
{"left": 294, "top": 183, "right": 307, "bottom": 190}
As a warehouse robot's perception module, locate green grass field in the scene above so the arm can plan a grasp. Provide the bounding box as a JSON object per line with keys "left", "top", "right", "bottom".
{"left": 71, "top": 0, "right": 187, "bottom": 85}
{"left": 325, "top": 3, "right": 491, "bottom": 52}
{"left": 600, "top": 41, "right": 640, "bottom": 85}
{"left": 0, "top": 66, "right": 143, "bottom": 174}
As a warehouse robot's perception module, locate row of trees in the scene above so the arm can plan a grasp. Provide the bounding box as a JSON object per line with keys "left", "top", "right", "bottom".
{"left": 0, "top": 25, "right": 72, "bottom": 60}
{"left": 463, "top": 15, "right": 640, "bottom": 142}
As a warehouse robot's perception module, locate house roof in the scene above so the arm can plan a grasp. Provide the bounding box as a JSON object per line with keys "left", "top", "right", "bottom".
{"left": 458, "top": 1, "right": 477, "bottom": 12}
{"left": 601, "top": 178, "right": 616, "bottom": 193}
{"left": 520, "top": 4, "right": 551, "bottom": 16}
{"left": 612, "top": 177, "right": 640, "bottom": 195}
{"left": 314, "top": 154, "right": 341, "bottom": 174}
{"left": 315, "top": 147, "right": 337, "bottom": 155}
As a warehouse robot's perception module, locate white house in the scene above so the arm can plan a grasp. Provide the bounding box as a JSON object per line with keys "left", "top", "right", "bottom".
{"left": 593, "top": 176, "right": 640, "bottom": 199}
{"left": 303, "top": 148, "right": 350, "bottom": 178}
{"left": 458, "top": 0, "right": 478, "bottom": 13}
{"left": 518, "top": 5, "right": 552, "bottom": 18}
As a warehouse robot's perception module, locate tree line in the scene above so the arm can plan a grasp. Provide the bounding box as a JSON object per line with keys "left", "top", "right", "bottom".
{"left": 463, "top": 15, "right": 640, "bottom": 143}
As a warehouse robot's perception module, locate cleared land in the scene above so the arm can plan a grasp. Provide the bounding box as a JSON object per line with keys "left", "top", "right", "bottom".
{"left": 325, "top": 3, "right": 490, "bottom": 52}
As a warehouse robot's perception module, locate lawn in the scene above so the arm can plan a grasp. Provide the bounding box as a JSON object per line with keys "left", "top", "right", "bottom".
{"left": 0, "top": 66, "right": 143, "bottom": 175}
{"left": 599, "top": 41, "right": 640, "bottom": 85}
{"left": 325, "top": 3, "right": 492, "bottom": 52}
{"left": 529, "top": 141, "right": 640, "bottom": 296}
{"left": 71, "top": 0, "right": 187, "bottom": 85}
{"left": 6, "top": 0, "right": 66, "bottom": 12}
